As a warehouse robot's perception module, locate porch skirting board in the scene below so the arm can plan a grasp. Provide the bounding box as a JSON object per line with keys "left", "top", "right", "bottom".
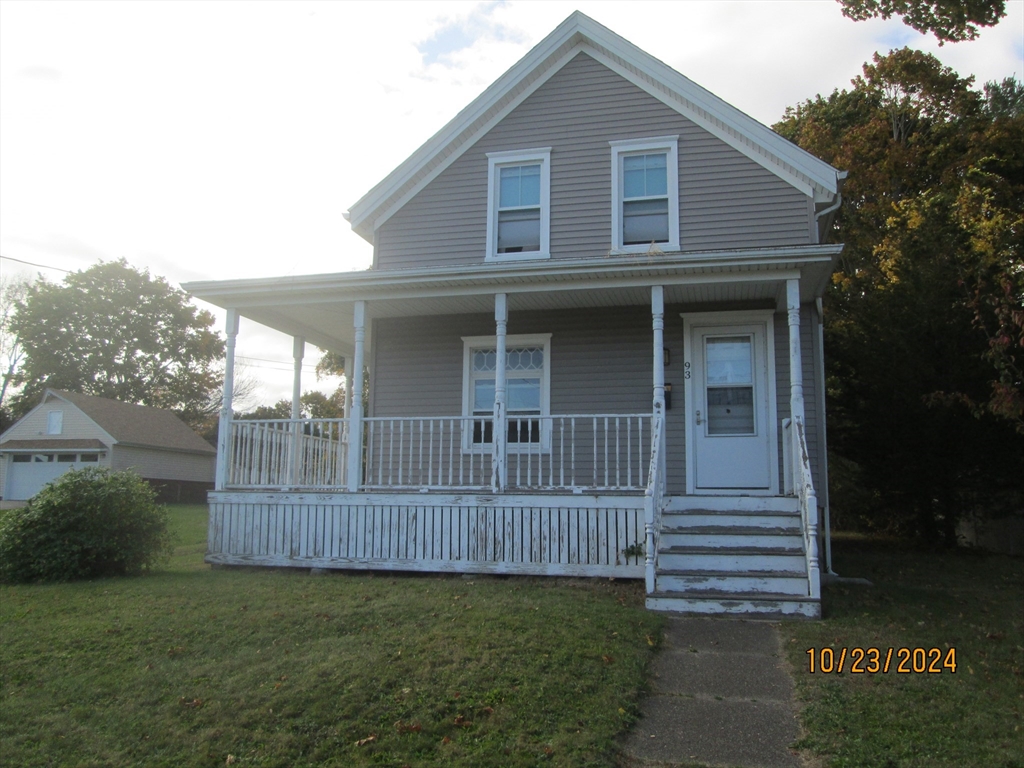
{"left": 206, "top": 492, "right": 646, "bottom": 577}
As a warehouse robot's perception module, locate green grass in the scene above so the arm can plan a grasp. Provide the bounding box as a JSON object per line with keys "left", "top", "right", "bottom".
{"left": 0, "top": 504, "right": 664, "bottom": 767}
{"left": 785, "top": 535, "right": 1024, "bottom": 768}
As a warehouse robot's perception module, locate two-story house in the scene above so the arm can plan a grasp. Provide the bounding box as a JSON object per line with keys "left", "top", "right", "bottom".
{"left": 183, "top": 12, "right": 845, "bottom": 617}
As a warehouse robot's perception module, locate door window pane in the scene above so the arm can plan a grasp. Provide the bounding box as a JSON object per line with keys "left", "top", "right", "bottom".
{"left": 706, "top": 336, "right": 752, "bottom": 385}
{"left": 707, "top": 386, "right": 755, "bottom": 435}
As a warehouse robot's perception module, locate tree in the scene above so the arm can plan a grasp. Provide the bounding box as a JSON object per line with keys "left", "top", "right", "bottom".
{"left": 10, "top": 260, "right": 224, "bottom": 430}
{"left": 837, "top": 0, "right": 1006, "bottom": 44}
{"left": 775, "top": 53, "right": 1023, "bottom": 543}
{"left": 0, "top": 273, "right": 30, "bottom": 429}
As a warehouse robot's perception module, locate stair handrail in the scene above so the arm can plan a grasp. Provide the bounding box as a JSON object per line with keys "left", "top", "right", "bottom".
{"left": 792, "top": 415, "right": 821, "bottom": 600}
{"left": 644, "top": 407, "right": 666, "bottom": 594}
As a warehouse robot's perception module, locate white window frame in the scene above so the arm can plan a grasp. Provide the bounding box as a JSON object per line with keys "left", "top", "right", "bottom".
{"left": 461, "top": 333, "right": 552, "bottom": 451}
{"left": 46, "top": 410, "right": 63, "bottom": 435}
{"left": 485, "top": 148, "right": 552, "bottom": 262}
{"left": 610, "top": 136, "right": 680, "bottom": 254}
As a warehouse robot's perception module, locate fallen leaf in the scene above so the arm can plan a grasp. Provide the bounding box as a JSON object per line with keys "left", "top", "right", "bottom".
{"left": 602, "top": 655, "right": 614, "bottom": 664}
{"left": 178, "top": 697, "right": 203, "bottom": 709}
{"left": 441, "top": 736, "right": 452, "bottom": 745}
{"left": 454, "top": 714, "right": 472, "bottom": 727}
{"left": 481, "top": 706, "right": 494, "bottom": 715}
{"left": 354, "top": 734, "right": 377, "bottom": 747}
{"left": 646, "top": 635, "right": 654, "bottom": 647}
{"left": 543, "top": 746, "right": 554, "bottom": 755}
{"left": 395, "top": 720, "right": 422, "bottom": 734}
{"left": 225, "top": 756, "right": 236, "bottom": 766}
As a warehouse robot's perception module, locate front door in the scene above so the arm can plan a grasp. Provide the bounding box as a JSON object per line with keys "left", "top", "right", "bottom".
{"left": 683, "top": 313, "right": 777, "bottom": 494}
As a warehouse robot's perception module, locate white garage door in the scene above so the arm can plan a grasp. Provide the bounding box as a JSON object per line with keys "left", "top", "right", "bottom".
{"left": 6, "top": 453, "right": 99, "bottom": 500}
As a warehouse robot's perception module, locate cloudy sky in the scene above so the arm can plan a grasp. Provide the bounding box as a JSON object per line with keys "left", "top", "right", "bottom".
{"left": 1, "top": 0, "right": 1021, "bottom": 404}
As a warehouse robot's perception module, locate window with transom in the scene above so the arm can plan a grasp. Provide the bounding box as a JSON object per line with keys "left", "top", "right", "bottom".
{"left": 462, "top": 334, "right": 551, "bottom": 447}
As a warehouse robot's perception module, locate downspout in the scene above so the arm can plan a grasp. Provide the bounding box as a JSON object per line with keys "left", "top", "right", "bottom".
{"left": 815, "top": 297, "right": 836, "bottom": 576}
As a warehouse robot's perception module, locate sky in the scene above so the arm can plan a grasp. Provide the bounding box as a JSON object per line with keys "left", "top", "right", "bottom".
{"left": 1, "top": 0, "right": 1022, "bottom": 406}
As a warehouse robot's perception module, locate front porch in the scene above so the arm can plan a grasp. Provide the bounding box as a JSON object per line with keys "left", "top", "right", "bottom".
{"left": 189, "top": 249, "right": 835, "bottom": 616}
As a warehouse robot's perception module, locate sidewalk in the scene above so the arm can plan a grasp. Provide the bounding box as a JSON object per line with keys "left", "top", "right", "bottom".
{"left": 620, "top": 617, "right": 803, "bottom": 768}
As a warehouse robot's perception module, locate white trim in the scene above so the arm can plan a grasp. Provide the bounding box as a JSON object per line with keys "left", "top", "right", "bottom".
{"left": 461, "top": 333, "right": 552, "bottom": 451}
{"left": 681, "top": 310, "right": 778, "bottom": 496}
{"left": 610, "top": 136, "right": 679, "bottom": 254}
{"left": 485, "top": 148, "right": 552, "bottom": 262}
{"left": 345, "top": 12, "right": 842, "bottom": 241}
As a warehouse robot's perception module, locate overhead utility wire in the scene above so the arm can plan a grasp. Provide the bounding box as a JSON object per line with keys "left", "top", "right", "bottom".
{"left": 0, "top": 254, "right": 72, "bottom": 273}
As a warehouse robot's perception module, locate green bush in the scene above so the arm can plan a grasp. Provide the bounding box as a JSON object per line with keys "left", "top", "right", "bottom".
{"left": 0, "top": 468, "right": 172, "bottom": 583}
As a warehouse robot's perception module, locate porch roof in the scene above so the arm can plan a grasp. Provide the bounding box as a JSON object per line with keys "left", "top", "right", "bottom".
{"left": 182, "top": 244, "right": 842, "bottom": 356}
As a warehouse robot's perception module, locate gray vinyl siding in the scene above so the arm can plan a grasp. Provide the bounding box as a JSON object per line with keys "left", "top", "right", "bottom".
{"left": 375, "top": 52, "right": 812, "bottom": 270}
{"left": 371, "top": 303, "right": 823, "bottom": 497}
{"left": 372, "top": 306, "right": 652, "bottom": 420}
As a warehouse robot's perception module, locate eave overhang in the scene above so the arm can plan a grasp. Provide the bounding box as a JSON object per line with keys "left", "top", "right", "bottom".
{"left": 183, "top": 244, "right": 842, "bottom": 356}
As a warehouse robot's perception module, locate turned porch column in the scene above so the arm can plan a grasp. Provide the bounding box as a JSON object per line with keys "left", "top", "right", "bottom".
{"left": 651, "top": 286, "right": 665, "bottom": 414}
{"left": 343, "top": 356, "right": 353, "bottom": 421}
{"left": 786, "top": 279, "right": 805, "bottom": 424}
{"left": 346, "top": 302, "right": 366, "bottom": 492}
{"left": 215, "top": 308, "right": 239, "bottom": 490}
{"left": 290, "top": 336, "right": 305, "bottom": 486}
{"left": 492, "top": 293, "right": 508, "bottom": 492}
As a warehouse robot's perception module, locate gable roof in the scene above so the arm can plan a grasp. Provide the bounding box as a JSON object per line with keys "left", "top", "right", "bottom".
{"left": 3, "top": 390, "right": 216, "bottom": 455}
{"left": 345, "top": 11, "right": 845, "bottom": 243}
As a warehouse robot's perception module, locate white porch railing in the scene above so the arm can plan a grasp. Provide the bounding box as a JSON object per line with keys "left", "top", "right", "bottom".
{"left": 225, "top": 419, "right": 349, "bottom": 489}
{"left": 363, "top": 417, "right": 494, "bottom": 491}
{"left": 643, "top": 408, "right": 666, "bottom": 593}
{"left": 361, "top": 414, "right": 652, "bottom": 492}
{"left": 784, "top": 416, "right": 821, "bottom": 599}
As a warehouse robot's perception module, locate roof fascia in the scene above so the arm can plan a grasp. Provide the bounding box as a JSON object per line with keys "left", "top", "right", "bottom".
{"left": 347, "top": 14, "right": 586, "bottom": 242}
{"left": 114, "top": 441, "right": 216, "bottom": 456}
{"left": 183, "top": 244, "right": 842, "bottom": 306}
{"left": 346, "top": 12, "right": 841, "bottom": 240}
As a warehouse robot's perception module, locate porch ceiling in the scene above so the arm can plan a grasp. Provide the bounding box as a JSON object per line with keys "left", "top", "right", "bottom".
{"left": 183, "top": 245, "right": 841, "bottom": 354}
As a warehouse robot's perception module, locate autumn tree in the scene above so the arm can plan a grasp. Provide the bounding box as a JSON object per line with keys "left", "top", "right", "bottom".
{"left": 11, "top": 260, "right": 224, "bottom": 430}
{"left": 775, "top": 50, "right": 1023, "bottom": 543}
{"left": 837, "top": 0, "right": 1006, "bottom": 43}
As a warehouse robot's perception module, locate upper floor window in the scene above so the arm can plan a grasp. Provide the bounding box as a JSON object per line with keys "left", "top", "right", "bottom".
{"left": 486, "top": 148, "right": 551, "bottom": 262}
{"left": 610, "top": 136, "right": 679, "bottom": 254}
{"left": 47, "top": 410, "right": 63, "bottom": 435}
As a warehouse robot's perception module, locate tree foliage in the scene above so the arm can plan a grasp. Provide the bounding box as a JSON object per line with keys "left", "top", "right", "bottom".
{"left": 0, "top": 468, "right": 171, "bottom": 583}
{"left": 837, "top": 0, "right": 1006, "bottom": 43}
{"left": 10, "top": 260, "right": 224, "bottom": 429}
{"left": 775, "top": 50, "right": 1023, "bottom": 543}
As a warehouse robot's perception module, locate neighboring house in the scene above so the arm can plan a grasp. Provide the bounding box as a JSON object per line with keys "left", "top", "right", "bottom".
{"left": 0, "top": 389, "right": 216, "bottom": 503}
{"left": 182, "top": 13, "right": 845, "bottom": 617}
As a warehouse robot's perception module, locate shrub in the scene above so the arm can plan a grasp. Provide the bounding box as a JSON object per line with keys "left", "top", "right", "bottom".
{"left": 0, "top": 468, "right": 172, "bottom": 583}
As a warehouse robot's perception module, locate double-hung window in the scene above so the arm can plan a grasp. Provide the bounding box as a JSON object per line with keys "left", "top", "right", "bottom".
{"left": 462, "top": 334, "right": 551, "bottom": 448}
{"left": 610, "top": 136, "right": 679, "bottom": 253}
{"left": 486, "top": 149, "right": 551, "bottom": 261}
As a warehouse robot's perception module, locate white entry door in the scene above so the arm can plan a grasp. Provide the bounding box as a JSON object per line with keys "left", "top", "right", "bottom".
{"left": 684, "top": 313, "right": 777, "bottom": 494}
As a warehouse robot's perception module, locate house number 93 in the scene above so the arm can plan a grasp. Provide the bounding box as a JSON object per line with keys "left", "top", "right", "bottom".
{"left": 684, "top": 361, "right": 691, "bottom": 380}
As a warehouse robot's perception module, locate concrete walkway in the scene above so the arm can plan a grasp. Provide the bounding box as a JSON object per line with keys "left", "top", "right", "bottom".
{"left": 620, "top": 617, "right": 803, "bottom": 768}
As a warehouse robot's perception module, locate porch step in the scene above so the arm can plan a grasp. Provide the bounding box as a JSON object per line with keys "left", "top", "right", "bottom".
{"left": 664, "top": 496, "right": 799, "bottom": 513}
{"left": 656, "top": 568, "right": 809, "bottom": 596}
{"left": 658, "top": 545, "right": 806, "bottom": 572}
{"left": 659, "top": 525, "right": 803, "bottom": 550}
{"left": 662, "top": 509, "right": 801, "bottom": 530}
{"left": 646, "top": 590, "right": 820, "bottom": 619}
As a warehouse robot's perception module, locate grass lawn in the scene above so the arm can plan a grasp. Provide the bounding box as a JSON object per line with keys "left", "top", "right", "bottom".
{"left": 785, "top": 534, "right": 1024, "bottom": 768}
{"left": 0, "top": 504, "right": 664, "bottom": 768}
